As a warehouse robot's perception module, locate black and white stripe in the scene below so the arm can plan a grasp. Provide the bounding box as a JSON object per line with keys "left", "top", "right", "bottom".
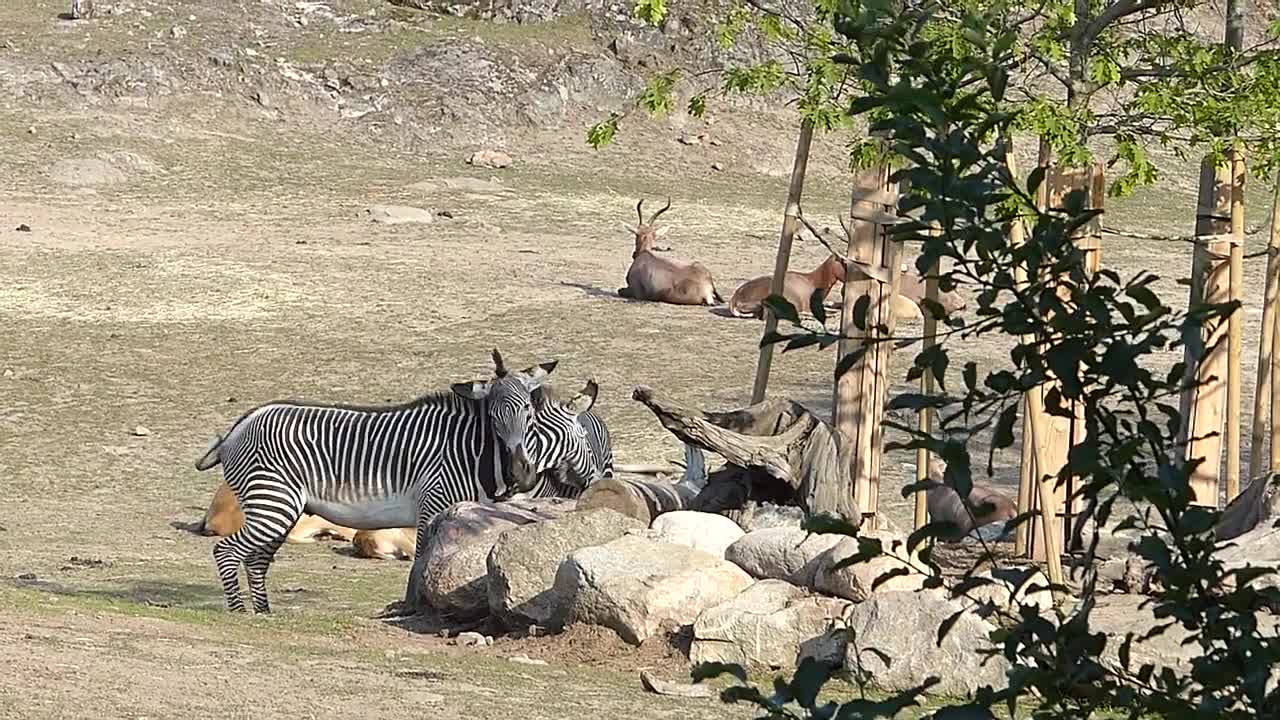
{"left": 194, "top": 352, "right": 600, "bottom": 613}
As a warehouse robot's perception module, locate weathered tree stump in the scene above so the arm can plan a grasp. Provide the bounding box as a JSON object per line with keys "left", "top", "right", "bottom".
{"left": 630, "top": 386, "right": 861, "bottom": 525}
{"left": 1215, "top": 472, "right": 1280, "bottom": 541}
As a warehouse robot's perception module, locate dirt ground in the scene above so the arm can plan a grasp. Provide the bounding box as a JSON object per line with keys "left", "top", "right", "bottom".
{"left": 1, "top": 1, "right": 1276, "bottom": 718}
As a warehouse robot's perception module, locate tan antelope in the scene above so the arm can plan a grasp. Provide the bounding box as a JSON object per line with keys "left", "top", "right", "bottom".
{"left": 618, "top": 197, "right": 724, "bottom": 306}
{"left": 728, "top": 253, "right": 847, "bottom": 318}
{"left": 198, "top": 481, "right": 359, "bottom": 544}
{"left": 788, "top": 213, "right": 965, "bottom": 322}
{"left": 352, "top": 528, "right": 417, "bottom": 560}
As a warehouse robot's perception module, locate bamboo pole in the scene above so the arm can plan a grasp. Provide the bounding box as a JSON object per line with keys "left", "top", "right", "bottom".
{"left": 1007, "top": 139, "right": 1039, "bottom": 554}
{"left": 751, "top": 119, "right": 815, "bottom": 404}
{"left": 1022, "top": 377, "right": 1067, "bottom": 599}
{"left": 1227, "top": 148, "right": 1245, "bottom": 501}
{"left": 914, "top": 227, "right": 940, "bottom": 531}
{"left": 1249, "top": 182, "right": 1280, "bottom": 479}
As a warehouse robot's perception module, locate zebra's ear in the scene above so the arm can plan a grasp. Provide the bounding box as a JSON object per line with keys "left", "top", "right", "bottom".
{"left": 567, "top": 379, "right": 598, "bottom": 415}
{"left": 451, "top": 380, "right": 490, "bottom": 400}
{"left": 522, "top": 360, "right": 557, "bottom": 388}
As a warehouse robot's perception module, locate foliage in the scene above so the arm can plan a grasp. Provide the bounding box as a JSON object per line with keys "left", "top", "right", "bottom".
{"left": 689, "top": 0, "right": 1280, "bottom": 717}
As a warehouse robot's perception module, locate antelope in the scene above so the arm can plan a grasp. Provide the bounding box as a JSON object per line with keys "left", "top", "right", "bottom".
{"left": 198, "top": 481, "right": 359, "bottom": 544}
{"left": 352, "top": 528, "right": 417, "bottom": 560}
{"left": 728, "top": 253, "right": 847, "bottom": 318}
{"left": 617, "top": 197, "right": 724, "bottom": 306}
{"left": 923, "top": 460, "right": 1017, "bottom": 538}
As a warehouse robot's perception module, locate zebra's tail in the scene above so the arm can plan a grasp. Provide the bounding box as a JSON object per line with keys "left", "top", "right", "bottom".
{"left": 195, "top": 434, "right": 223, "bottom": 471}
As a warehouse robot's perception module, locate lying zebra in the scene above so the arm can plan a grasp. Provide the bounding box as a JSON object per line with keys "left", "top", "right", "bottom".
{"left": 194, "top": 350, "right": 602, "bottom": 614}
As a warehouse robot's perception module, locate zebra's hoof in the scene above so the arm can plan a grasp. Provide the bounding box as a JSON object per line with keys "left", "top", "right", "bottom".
{"left": 376, "top": 600, "right": 416, "bottom": 620}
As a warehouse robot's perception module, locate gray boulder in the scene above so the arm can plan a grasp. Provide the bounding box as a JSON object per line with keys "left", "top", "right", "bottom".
{"left": 553, "top": 534, "right": 753, "bottom": 645}
{"left": 417, "top": 498, "right": 574, "bottom": 617}
{"left": 725, "top": 526, "right": 845, "bottom": 587}
{"left": 690, "top": 579, "right": 851, "bottom": 669}
{"left": 813, "top": 531, "right": 930, "bottom": 602}
{"left": 648, "top": 510, "right": 745, "bottom": 559}
{"left": 486, "top": 508, "right": 645, "bottom": 627}
{"left": 844, "top": 590, "right": 1010, "bottom": 698}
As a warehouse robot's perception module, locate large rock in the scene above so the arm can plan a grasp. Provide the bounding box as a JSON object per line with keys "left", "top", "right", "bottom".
{"left": 418, "top": 498, "right": 574, "bottom": 617}
{"left": 725, "top": 526, "right": 845, "bottom": 587}
{"left": 648, "top": 511, "right": 745, "bottom": 559}
{"left": 741, "top": 503, "right": 806, "bottom": 532}
{"left": 1089, "top": 595, "right": 1280, "bottom": 699}
{"left": 553, "top": 534, "right": 753, "bottom": 645}
{"left": 486, "top": 508, "right": 645, "bottom": 627}
{"left": 49, "top": 158, "right": 127, "bottom": 187}
{"left": 844, "top": 590, "right": 1010, "bottom": 698}
{"left": 813, "top": 531, "right": 929, "bottom": 602}
{"left": 1216, "top": 522, "right": 1280, "bottom": 592}
{"left": 691, "top": 579, "right": 851, "bottom": 669}
{"left": 950, "top": 567, "right": 1053, "bottom": 616}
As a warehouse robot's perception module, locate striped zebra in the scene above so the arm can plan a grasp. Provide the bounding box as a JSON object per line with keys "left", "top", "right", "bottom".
{"left": 517, "top": 381, "right": 615, "bottom": 500}
{"left": 193, "top": 350, "right": 602, "bottom": 613}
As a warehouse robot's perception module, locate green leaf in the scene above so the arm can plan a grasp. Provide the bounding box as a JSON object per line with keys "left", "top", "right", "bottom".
{"left": 810, "top": 288, "right": 829, "bottom": 324}
{"left": 586, "top": 115, "right": 620, "bottom": 149}
{"left": 764, "top": 294, "right": 801, "bottom": 325}
{"left": 632, "top": 0, "right": 667, "bottom": 26}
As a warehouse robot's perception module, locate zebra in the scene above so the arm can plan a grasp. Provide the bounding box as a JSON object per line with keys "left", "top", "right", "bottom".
{"left": 193, "top": 350, "right": 602, "bottom": 614}
{"left": 515, "top": 379, "right": 615, "bottom": 500}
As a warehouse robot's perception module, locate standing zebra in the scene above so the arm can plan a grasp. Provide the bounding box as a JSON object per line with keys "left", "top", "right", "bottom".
{"left": 193, "top": 350, "right": 602, "bottom": 613}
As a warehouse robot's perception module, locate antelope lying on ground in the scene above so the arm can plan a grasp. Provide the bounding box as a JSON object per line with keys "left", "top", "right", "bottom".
{"left": 924, "top": 461, "right": 1017, "bottom": 538}
{"left": 352, "top": 528, "right": 417, "bottom": 560}
{"left": 199, "top": 481, "right": 359, "bottom": 544}
{"left": 618, "top": 197, "right": 724, "bottom": 306}
{"left": 728, "top": 253, "right": 847, "bottom": 318}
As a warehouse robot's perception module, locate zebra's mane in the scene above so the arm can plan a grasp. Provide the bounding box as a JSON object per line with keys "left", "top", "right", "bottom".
{"left": 261, "top": 389, "right": 467, "bottom": 414}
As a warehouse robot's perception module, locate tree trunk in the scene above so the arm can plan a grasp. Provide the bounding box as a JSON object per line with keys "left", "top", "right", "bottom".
{"left": 1249, "top": 183, "right": 1280, "bottom": 478}
{"left": 751, "top": 119, "right": 815, "bottom": 403}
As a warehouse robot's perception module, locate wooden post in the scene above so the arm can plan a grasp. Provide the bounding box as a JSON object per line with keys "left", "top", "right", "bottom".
{"left": 1022, "top": 162, "right": 1104, "bottom": 559}
{"left": 1226, "top": 149, "right": 1245, "bottom": 501}
{"left": 1013, "top": 138, "right": 1050, "bottom": 555}
{"left": 1179, "top": 160, "right": 1233, "bottom": 507}
{"left": 833, "top": 165, "right": 903, "bottom": 530}
{"left": 914, "top": 226, "right": 941, "bottom": 531}
{"left": 1250, "top": 181, "right": 1280, "bottom": 479}
{"left": 751, "top": 120, "right": 816, "bottom": 403}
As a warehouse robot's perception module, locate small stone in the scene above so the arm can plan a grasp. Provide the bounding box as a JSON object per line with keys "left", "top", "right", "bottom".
{"left": 132, "top": 425, "right": 152, "bottom": 437}
{"left": 207, "top": 48, "right": 235, "bottom": 67}
{"left": 170, "top": 25, "right": 187, "bottom": 39}
{"left": 710, "top": 138, "right": 723, "bottom": 147}
{"left": 2, "top": 369, "right": 12, "bottom": 378}
{"left": 466, "top": 150, "right": 513, "bottom": 169}
{"left": 456, "top": 631, "right": 487, "bottom": 647}
{"left": 363, "top": 205, "right": 435, "bottom": 225}
{"left": 13, "top": 224, "right": 27, "bottom": 232}
{"left": 27, "top": 126, "right": 36, "bottom": 135}
{"left": 677, "top": 134, "right": 698, "bottom": 146}
{"left": 16, "top": 573, "right": 36, "bottom": 581}
{"left": 507, "top": 654, "right": 547, "bottom": 666}
{"left": 710, "top": 162, "right": 724, "bottom": 171}
{"left": 640, "top": 670, "right": 715, "bottom": 698}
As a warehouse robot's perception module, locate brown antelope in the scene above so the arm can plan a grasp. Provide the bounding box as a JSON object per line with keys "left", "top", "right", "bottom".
{"left": 617, "top": 197, "right": 724, "bottom": 306}
{"left": 352, "top": 528, "right": 417, "bottom": 560}
{"left": 728, "top": 254, "right": 847, "bottom": 318}
{"left": 923, "top": 461, "right": 1017, "bottom": 537}
{"left": 198, "top": 481, "right": 359, "bottom": 544}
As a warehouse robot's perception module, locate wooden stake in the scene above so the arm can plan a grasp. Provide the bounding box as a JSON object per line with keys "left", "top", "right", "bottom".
{"left": 1227, "top": 148, "right": 1245, "bottom": 501}
{"left": 833, "top": 164, "right": 903, "bottom": 530}
{"left": 1180, "top": 159, "right": 1233, "bottom": 507}
{"left": 914, "top": 226, "right": 941, "bottom": 531}
{"left": 751, "top": 119, "right": 815, "bottom": 404}
{"left": 1250, "top": 180, "right": 1280, "bottom": 479}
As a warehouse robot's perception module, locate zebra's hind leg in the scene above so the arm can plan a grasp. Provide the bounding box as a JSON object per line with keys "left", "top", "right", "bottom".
{"left": 213, "top": 480, "right": 303, "bottom": 614}
{"left": 244, "top": 536, "right": 287, "bottom": 614}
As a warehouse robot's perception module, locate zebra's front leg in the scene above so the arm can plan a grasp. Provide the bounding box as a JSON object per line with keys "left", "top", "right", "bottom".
{"left": 244, "top": 536, "right": 287, "bottom": 614}
{"left": 402, "top": 519, "right": 433, "bottom": 611}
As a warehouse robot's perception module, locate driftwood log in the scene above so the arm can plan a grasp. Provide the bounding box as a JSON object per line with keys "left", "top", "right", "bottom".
{"left": 627, "top": 385, "right": 861, "bottom": 525}
{"left": 1215, "top": 472, "right": 1280, "bottom": 541}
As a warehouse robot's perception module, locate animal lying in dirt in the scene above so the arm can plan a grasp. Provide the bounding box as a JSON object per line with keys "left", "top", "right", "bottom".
{"left": 728, "top": 254, "right": 847, "bottom": 318}
{"left": 352, "top": 528, "right": 417, "bottom": 560}
{"left": 199, "top": 481, "right": 358, "bottom": 544}
{"left": 924, "top": 462, "right": 1018, "bottom": 538}
{"left": 617, "top": 197, "right": 724, "bottom": 306}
